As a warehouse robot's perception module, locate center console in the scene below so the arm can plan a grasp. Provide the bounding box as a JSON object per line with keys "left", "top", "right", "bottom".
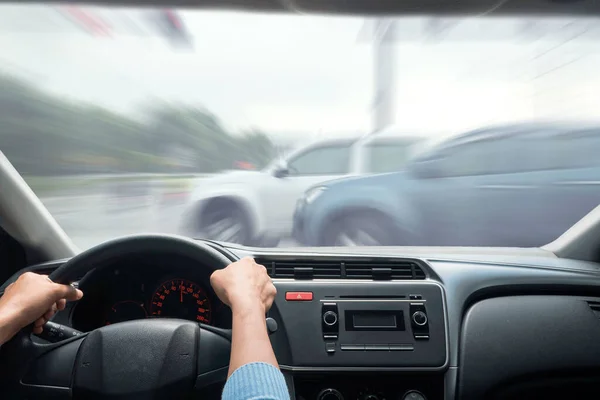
{"left": 269, "top": 281, "right": 448, "bottom": 400}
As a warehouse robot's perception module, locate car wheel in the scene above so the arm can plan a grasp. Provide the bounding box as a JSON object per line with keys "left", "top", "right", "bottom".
{"left": 322, "top": 213, "right": 398, "bottom": 247}
{"left": 200, "top": 201, "right": 251, "bottom": 245}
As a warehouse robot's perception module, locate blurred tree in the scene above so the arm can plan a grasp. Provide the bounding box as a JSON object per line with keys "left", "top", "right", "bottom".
{"left": 145, "top": 104, "right": 237, "bottom": 172}
{"left": 0, "top": 74, "right": 276, "bottom": 175}
{"left": 237, "top": 128, "right": 276, "bottom": 169}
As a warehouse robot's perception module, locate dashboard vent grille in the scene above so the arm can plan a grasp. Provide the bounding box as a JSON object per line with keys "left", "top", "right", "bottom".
{"left": 256, "top": 258, "right": 426, "bottom": 280}
{"left": 260, "top": 260, "right": 342, "bottom": 279}
{"left": 345, "top": 261, "right": 425, "bottom": 280}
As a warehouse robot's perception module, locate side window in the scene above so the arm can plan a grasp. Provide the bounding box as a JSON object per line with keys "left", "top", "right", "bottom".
{"left": 421, "top": 129, "right": 600, "bottom": 178}
{"left": 439, "top": 141, "right": 498, "bottom": 177}
{"left": 439, "top": 138, "right": 535, "bottom": 177}
{"left": 365, "top": 142, "right": 414, "bottom": 173}
{"left": 510, "top": 131, "right": 600, "bottom": 172}
{"left": 287, "top": 145, "right": 350, "bottom": 176}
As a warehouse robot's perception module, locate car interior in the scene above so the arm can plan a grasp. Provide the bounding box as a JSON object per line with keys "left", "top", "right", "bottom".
{"left": 3, "top": 1, "right": 600, "bottom": 400}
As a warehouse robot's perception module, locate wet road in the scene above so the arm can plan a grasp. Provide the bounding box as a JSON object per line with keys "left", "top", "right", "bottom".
{"left": 40, "top": 186, "right": 297, "bottom": 250}
{"left": 41, "top": 193, "right": 190, "bottom": 250}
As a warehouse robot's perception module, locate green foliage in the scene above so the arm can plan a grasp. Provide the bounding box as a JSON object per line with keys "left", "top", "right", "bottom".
{"left": 0, "top": 74, "right": 275, "bottom": 175}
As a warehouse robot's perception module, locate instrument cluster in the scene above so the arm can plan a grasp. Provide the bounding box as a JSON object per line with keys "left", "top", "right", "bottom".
{"left": 69, "top": 256, "right": 232, "bottom": 332}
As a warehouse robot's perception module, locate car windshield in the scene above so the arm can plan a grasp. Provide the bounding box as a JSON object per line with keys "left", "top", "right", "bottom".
{"left": 1, "top": 4, "right": 599, "bottom": 249}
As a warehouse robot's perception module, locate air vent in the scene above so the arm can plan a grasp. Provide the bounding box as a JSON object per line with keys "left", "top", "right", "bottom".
{"left": 256, "top": 258, "right": 426, "bottom": 280}
{"left": 587, "top": 300, "right": 600, "bottom": 318}
{"left": 257, "top": 259, "right": 342, "bottom": 279}
{"left": 345, "top": 261, "right": 425, "bottom": 280}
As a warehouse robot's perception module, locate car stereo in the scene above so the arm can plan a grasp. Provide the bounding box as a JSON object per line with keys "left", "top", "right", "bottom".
{"left": 269, "top": 281, "right": 448, "bottom": 370}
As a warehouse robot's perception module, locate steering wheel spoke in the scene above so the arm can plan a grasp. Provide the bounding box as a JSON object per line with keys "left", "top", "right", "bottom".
{"left": 195, "top": 328, "right": 231, "bottom": 390}
{"left": 0, "top": 326, "right": 87, "bottom": 398}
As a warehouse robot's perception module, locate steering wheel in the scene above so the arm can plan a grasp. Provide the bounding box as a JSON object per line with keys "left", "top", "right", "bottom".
{"left": 0, "top": 234, "right": 237, "bottom": 399}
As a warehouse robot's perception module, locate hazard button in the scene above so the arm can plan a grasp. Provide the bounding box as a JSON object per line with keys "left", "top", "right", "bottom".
{"left": 285, "top": 292, "right": 313, "bottom": 301}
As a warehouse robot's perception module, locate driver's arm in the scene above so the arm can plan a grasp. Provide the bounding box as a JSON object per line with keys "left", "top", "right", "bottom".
{"left": 0, "top": 272, "right": 83, "bottom": 345}
{"left": 211, "top": 257, "right": 289, "bottom": 400}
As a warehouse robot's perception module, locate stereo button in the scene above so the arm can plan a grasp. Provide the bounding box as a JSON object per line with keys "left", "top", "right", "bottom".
{"left": 365, "top": 344, "right": 389, "bottom": 351}
{"left": 325, "top": 342, "right": 336, "bottom": 354}
{"left": 389, "top": 344, "right": 414, "bottom": 351}
{"left": 341, "top": 344, "right": 364, "bottom": 351}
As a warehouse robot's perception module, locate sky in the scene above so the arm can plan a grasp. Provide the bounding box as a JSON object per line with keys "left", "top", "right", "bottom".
{"left": 1, "top": 4, "right": 600, "bottom": 142}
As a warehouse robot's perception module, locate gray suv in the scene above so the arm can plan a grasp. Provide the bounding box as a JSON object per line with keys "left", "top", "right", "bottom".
{"left": 293, "top": 122, "right": 600, "bottom": 247}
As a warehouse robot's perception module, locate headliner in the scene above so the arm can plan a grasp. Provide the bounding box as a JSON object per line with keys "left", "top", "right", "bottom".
{"left": 9, "top": 0, "right": 600, "bottom": 17}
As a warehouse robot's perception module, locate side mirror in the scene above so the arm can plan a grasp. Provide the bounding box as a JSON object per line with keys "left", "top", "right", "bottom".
{"left": 273, "top": 163, "right": 290, "bottom": 178}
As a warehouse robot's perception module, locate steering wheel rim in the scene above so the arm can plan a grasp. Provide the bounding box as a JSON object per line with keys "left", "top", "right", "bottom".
{"left": 49, "top": 233, "right": 234, "bottom": 284}
{"left": 0, "top": 234, "right": 236, "bottom": 400}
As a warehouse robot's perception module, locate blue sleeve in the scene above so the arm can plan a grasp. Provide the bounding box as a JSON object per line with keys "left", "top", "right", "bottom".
{"left": 222, "top": 362, "right": 290, "bottom": 400}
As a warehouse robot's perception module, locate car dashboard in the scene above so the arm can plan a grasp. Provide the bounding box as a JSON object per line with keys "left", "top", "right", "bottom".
{"left": 4, "top": 243, "right": 600, "bottom": 400}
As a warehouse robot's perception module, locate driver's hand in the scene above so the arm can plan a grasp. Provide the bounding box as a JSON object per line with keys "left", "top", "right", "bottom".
{"left": 0, "top": 272, "right": 83, "bottom": 343}
{"left": 210, "top": 257, "right": 276, "bottom": 314}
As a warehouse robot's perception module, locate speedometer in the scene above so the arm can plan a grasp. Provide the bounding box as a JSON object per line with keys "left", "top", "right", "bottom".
{"left": 150, "top": 279, "right": 212, "bottom": 324}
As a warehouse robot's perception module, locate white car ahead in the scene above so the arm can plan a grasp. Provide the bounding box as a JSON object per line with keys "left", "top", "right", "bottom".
{"left": 179, "top": 131, "right": 423, "bottom": 246}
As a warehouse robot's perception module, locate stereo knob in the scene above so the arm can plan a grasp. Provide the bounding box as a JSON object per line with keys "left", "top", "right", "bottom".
{"left": 412, "top": 311, "right": 428, "bottom": 326}
{"left": 317, "top": 388, "right": 343, "bottom": 400}
{"left": 323, "top": 311, "right": 338, "bottom": 326}
{"left": 358, "top": 392, "right": 382, "bottom": 400}
{"left": 402, "top": 390, "right": 426, "bottom": 400}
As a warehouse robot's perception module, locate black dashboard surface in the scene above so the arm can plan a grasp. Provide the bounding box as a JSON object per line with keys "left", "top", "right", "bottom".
{"left": 4, "top": 242, "right": 600, "bottom": 400}
{"left": 460, "top": 295, "right": 600, "bottom": 399}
